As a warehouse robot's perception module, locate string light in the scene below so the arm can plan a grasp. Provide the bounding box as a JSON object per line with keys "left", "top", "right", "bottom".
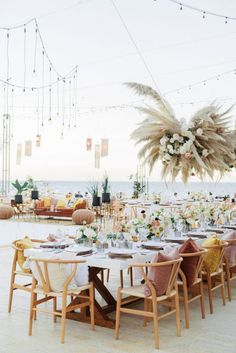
{"left": 23, "top": 25, "right": 26, "bottom": 92}
{"left": 33, "top": 28, "right": 38, "bottom": 75}
{"left": 158, "top": 0, "right": 236, "bottom": 24}
{"left": 164, "top": 68, "right": 236, "bottom": 96}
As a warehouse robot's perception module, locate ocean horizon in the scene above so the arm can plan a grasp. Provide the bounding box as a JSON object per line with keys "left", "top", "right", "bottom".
{"left": 10, "top": 180, "right": 236, "bottom": 198}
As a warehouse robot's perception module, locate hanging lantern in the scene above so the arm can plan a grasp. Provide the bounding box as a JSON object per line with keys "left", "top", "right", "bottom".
{"left": 16, "top": 144, "right": 22, "bottom": 165}
{"left": 36, "top": 134, "right": 41, "bottom": 147}
{"left": 95, "top": 144, "right": 100, "bottom": 168}
{"left": 86, "top": 138, "right": 92, "bottom": 151}
{"left": 25, "top": 140, "right": 32, "bottom": 156}
{"left": 101, "top": 138, "right": 109, "bottom": 157}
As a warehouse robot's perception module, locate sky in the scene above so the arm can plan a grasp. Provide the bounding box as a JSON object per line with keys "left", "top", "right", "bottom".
{"left": 0, "top": 0, "right": 236, "bottom": 182}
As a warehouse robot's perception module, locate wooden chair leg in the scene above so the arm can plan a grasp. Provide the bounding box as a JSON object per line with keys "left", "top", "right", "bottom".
{"left": 115, "top": 288, "right": 122, "bottom": 340}
{"left": 207, "top": 273, "right": 213, "bottom": 314}
{"left": 152, "top": 298, "right": 160, "bottom": 349}
{"left": 224, "top": 265, "right": 231, "bottom": 301}
{"left": 129, "top": 267, "right": 133, "bottom": 287}
{"left": 89, "top": 284, "right": 95, "bottom": 330}
{"left": 53, "top": 297, "right": 57, "bottom": 323}
{"left": 199, "top": 281, "right": 205, "bottom": 319}
{"left": 120, "top": 270, "right": 124, "bottom": 288}
{"left": 175, "top": 285, "right": 181, "bottom": 337}
{"left": 143, "top": 298, "right": 148, "bottom": 327}
{"left": 8, "top": 282, "right": 15, "bottom": 313}
{"left": 29, "top": 292, "right": 36, "bottom": 336}
{"left": 61, "top": 293, "right": 67, "bottom": 344}
{"left": 182, "top": 283, "right": 190, "bottom": 329}
{"left": 220, "top": 271, "right": 226, "bottom": 306}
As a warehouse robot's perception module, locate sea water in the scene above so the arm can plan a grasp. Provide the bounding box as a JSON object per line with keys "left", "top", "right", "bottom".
{"left": 25, "top": 181, "right": 236, "bottom": 198}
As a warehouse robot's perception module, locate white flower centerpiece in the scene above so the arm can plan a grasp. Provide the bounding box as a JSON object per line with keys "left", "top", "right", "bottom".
{"left": 75, "top": 223, "right": 98, "bottom": 246}
{"left": 177, "top": 208, "right": 196, "bottom": 232}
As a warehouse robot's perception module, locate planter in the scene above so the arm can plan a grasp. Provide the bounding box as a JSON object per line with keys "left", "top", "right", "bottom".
{"left": 92, "top": 196, "right": 101, "bottom": 207}
{"left": 31, "top": 190, "right": 39, "bottom": 200}
{"left": 15, "top": 194, "right": 23, "bottom": 204}
{"left": 102, "top": 192, "right": 110, "bottom": 203}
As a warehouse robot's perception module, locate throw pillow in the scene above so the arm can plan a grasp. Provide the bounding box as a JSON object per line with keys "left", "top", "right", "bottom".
{"left": 179, "top": 238, "right": 200, "bottom": 287}
{"left": 144, "top": 248, "right": 180, "bottom": 297}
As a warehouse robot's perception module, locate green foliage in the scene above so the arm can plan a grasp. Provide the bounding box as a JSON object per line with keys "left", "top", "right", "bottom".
{"left": 87, "top": 183, "right": 99, "bottom": 197}
{"left": 129, "top": 173, "right": 145, "bottom": 199}
{"left": 102, "top": 173, "right": 110, "bottom": 193}
{"left": 27, "top": 176, "right": 38, "bottom": 190}
{"left": 11, "top": 179, "right": 29, "bottom": 194}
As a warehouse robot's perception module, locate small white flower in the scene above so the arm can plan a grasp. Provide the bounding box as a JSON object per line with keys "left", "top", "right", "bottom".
{"left": 173, "top": 133, "right": 179, "bottom": 141}
{"left": 196, "top": 128, "right": 203, "bottom": 136}
{"left": 170, "top": 138, "right": 175, "bottom": 143}
{"left": 76, "top": 230, "right": 83, "bottom": 239}
{"left": 160, "top": 136, "right": 168, "bottom": 145}
{"left": 84, "top": 228, "right": 96, "bottom": 239}
{"left": 202, "top": 149, "right": 209, "bottom": 157}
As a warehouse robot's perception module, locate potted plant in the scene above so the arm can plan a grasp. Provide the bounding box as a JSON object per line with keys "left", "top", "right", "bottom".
{"left": 27, "top": 176, "right": 39, "bottom": 200}
{"left": 129, "top": 173, "right": 145, "bottom": 199}
{"left": 12, "top": 179, "right": 28, "bottom": 204}
{"left": 102, "top": 173, "right": 110, "bottom": 203}
{"left": 88, "top": 183, "right": 100, "bottom": 206}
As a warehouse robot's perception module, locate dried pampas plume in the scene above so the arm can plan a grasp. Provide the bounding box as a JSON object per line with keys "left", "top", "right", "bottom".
{"left": 126, "top": 82, "right": 236, "bottom": 183}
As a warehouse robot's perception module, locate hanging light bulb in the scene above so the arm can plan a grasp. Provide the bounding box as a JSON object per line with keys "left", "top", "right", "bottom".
{"left": 202, "top": 11, "right": 206, "bottom": 19}
{"left": 60, "top": 131, "right": 64, "bottom": 139}
{"left": 180, "top": 4, "right": 183, "bottom": 11}
{"left": 225, "top": 17, "right": 228, "bottom": 24}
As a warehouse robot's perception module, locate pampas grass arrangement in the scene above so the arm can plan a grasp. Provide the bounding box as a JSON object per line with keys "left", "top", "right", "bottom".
{"left": 127, "top": 82, "right": 236, "bottom": 183}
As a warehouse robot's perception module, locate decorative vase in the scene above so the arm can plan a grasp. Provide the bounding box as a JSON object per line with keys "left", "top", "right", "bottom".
{"left": 15, "top": 194, "right": 23, "bottom": 204}
{"left": 102, "top": 192, "right": 110, "bottom": 203}
{"left": 31, "top": 190, "right": 39, "bottom": 200}
{"left": 92, "top": 196, "right": 101, "bottom": 207}
{"left": 84, "top": 238, "right": 93, "bottom": 247}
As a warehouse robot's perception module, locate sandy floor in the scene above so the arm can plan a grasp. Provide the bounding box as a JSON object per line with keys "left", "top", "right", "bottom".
{"left": 0, "top": 220, "right": 235, "bottom": 353}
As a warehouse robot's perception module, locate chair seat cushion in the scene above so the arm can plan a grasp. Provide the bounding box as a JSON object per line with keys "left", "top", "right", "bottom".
{"left": 179, "top": 238, "right": 200, "bottom": 287}
{"left": 144, "top": 248, "right": 180, "bottom": 297}
{"left": 202, "top": 236, "right": 221, "bottom": 273}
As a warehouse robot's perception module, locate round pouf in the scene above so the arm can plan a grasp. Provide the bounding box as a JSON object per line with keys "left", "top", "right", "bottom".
{"left": 72, "top": 209, "right": 95, "bottom": 225}
{"left": 0, "top": 206, "right": 14, "bottom": 219}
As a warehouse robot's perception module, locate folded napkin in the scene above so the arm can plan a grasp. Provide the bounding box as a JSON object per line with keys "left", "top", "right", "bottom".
{"left": 107, "top": 252, "right": 133, "bottom": 259}
{"left": 187, "top": 232, "right": 207, "bottom": 239}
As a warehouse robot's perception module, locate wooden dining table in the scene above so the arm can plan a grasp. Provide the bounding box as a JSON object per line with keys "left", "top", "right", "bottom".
{"left": 24, "top": 246, "right": 156, "bottom": 329}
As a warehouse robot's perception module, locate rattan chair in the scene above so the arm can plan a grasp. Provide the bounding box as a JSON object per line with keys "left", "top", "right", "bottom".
{"left": 201, "top": 242, "right": 228, "bottom": 314}
{"left": 178, "top": 248, "right": 207, "bottom": 328}
{"left": 115, "top": 258, "right": 182, "bottom": 349}
{"left": 8, "top": 238, "right": 45, "bottom": 313}
{"left": 28, "top": 257, "right": 95, "bottom": 343}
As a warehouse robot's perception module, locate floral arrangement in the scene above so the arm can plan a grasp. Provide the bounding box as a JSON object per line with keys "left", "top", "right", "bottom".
{"left": 146, "top": 210, "right": 169, "bottom": 239}
{"left": 177, "top": 208, "right": 196, "bottom": 227}
{"left": 127, "top": 82, "right": 236, "bottom": 183}
{"left": 75, "top": 224, "right": 98, "bottom": 244}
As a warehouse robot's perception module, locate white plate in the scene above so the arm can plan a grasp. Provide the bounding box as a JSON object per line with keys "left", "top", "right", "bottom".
{"left": 65, "top": 246, "right": 93, "bottom": 253}
{"left": 108, "top": 248, "right": 137, "bottom": 255}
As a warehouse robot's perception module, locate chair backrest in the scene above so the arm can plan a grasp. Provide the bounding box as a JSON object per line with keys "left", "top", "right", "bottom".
{"left": 11, "top": 238, "right": 46, "bottom": 272}
{"left": 202, "top": 242, "right": 228, "bottom": 273}
{"left": 133, "top": 258, "right": 182, "bottom": 298}
{"left": 28, "top": 258, "right": 86, "bottom": 294}
{"left": 178, "top": 248, "right": 208, "bottom": 284}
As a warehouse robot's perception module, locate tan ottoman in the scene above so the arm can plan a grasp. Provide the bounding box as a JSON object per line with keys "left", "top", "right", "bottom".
{"left": 72, "top": 209, "right": 95, "bottom": 225}
{"left": 0, "top": 206, "right": 14, "bottom": 219}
